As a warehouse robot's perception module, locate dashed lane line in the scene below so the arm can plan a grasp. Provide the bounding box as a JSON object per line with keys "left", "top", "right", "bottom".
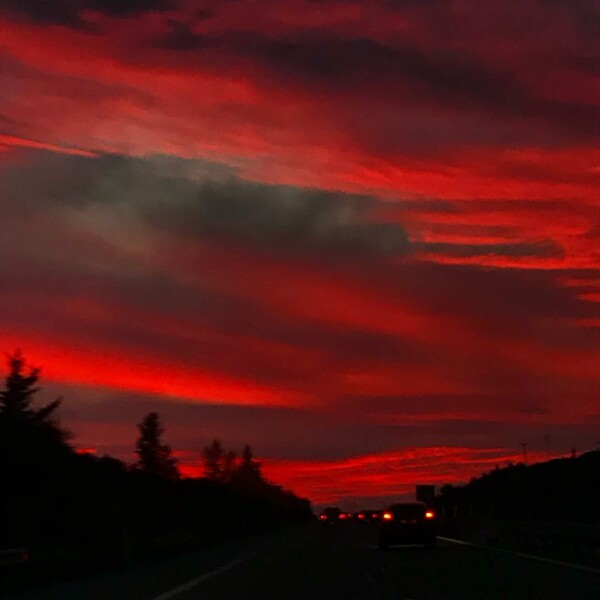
{"left": 150, "top": 552, "right": 255, "bottom": 600}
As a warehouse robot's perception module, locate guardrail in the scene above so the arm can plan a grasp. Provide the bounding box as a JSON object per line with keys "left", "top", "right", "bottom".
{"left": 437, "top": 516, "right": 600, "bottom": 564}
{"left": 500, "top": 521, "right": 600, "bottom": 563}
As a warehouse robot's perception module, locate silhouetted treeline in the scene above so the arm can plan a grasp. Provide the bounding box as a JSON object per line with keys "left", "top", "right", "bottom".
{"left": 0, "top": 352, "right": 312, "bottom": 568}
{"left": 437, "top": 452, "right": 600, "bottom": 523}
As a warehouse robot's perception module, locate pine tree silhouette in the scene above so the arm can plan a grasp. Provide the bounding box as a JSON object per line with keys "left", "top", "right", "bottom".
{"left": 0, "top": 350, "right": 70, "bottom": 447}
{"left": 1, "top": 350, "right": 64, "bottom": 426}
{"left": 134, "top": 412, "right": 179, "bottom": 480}
{"left": 0, "top": 351, "right": 72, "bottom": 547}
{"left": 222, "top": 450, "right": 237, "bottom": 482}
{"left": 202, "top": 438, "right": 224, "bottom": 481}
{"left": 241, "top": 444, "right": 261, "bottom": 476}
{"left": 232, "top": 444, "right": 263, "bottom": 489}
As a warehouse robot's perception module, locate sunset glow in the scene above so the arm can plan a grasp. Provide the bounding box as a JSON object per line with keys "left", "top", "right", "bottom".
{"left": 0, "top": 0, "right": 598, "bottom": 506}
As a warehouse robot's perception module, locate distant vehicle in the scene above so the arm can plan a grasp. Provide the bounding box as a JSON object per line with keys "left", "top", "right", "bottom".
{"left": 378, "top": 502, "right": 436, "bottom": 549}
{"left": 357, "top": 509, "right": 381, "bottom": 523}
{"left": 319, "top": 507, "right": 343, "bottom": 524}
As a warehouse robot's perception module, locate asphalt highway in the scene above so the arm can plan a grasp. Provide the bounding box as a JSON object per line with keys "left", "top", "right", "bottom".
{"left": 7, "top": 523, "right": 600, "bottom": 600}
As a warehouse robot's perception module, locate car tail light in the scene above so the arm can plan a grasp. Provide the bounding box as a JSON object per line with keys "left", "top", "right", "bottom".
{"left": 339, "top": 513, "right": 347, "bottom": 519}
{"left": 358, "top": 513, "right": 364, "bottom": 519}
{"left": 425, "top": 511, "right": 434, "bottom": 519}
{"left": 320, "top": 514, "right": 327, "bottom": 520}
{"left": 372, "top": 513, "right": 379, "bottom": 519}
{"left": 382, "top": 512, "right": 393, "bottom": 520}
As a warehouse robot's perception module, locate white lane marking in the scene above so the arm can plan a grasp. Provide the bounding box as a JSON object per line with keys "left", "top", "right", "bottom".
{"left": 439, "top": 536, "right": 600, "bottom": 575}
{"left": 151, "top": 552, "right": 255, "bottom": 600}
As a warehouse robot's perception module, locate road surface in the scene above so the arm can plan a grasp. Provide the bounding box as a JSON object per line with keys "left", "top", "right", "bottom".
{"left": 7, "top": 523, "right": 600, "bottom": 600}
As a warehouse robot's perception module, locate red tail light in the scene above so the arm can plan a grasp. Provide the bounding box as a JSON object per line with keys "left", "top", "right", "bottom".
{"left": 320, "top": 514, "right": 327, "bottom": 520}
{"left": 358, "top": 513, "right": 365, "bottom": 519}
{"left": 339, "top": 513, "right": 347, "bottom": 519}
{"left": 425, "top": 510, "right": 434, "bottom": 519}
{"left": 372, "top": 513, "right": 379, "bottom": 519}
{"left": 382, "top": 512, "right": 393, "bottom": 520}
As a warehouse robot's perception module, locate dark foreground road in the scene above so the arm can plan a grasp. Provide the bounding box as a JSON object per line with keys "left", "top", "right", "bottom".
{"left": 7, "top": 523, "right": 600, "bottom": 600}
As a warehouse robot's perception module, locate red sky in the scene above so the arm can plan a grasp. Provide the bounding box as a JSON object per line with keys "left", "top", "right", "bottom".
{"left": 0, "top": 0, "right": 598, "bottom": 508}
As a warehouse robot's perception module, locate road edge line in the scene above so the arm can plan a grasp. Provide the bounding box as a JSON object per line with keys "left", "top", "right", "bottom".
{"left": 438, "top": 536, "right": 600, "bottom": 575}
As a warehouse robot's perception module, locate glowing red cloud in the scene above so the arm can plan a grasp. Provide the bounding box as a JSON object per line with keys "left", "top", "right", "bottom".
{"left": 261, "top": 447, "right": 562, "bottom": 504}
{"left": 0, "top": 0, "right": 598, "bottom": 505}
{"left": 0, "top": 331, "right": 300, "bottom": 407}
{"left": 0, "top": 135, "right": 96, "bottom": 157}
{"left": 179, "top": 446, "right": 561, "bottom": 504}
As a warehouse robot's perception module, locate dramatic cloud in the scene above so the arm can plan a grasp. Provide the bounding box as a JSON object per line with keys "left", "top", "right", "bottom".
{"left": 2, "top": 0, "right": 174, "bottom": 26}
{"left": 0, "top": 0, "right": 598, "bottom": 505}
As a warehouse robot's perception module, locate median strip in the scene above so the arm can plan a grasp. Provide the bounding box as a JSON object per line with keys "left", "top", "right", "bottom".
{"left": 439, "top": 536, "right": 600, "bottom": 575}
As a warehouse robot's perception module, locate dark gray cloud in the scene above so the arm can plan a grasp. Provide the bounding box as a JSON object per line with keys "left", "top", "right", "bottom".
{"left": 0, "top": 152, "right": 409, "bottom": 258}
{"left": 1, "top": 0, "right": 175, "bottom": 27}
{"left": 187, "top": 30, "right": 519, "bottom": 105}
{"left": 0, "top": 242, "right": 430, "bottom": 391}
{"left": 1, "top": 0, "right": 84, "bottom": 26}
{"left": 353, "top": 259, "right": 600, "bottom": 328}
{"left": 385, "top": 0, "right": 444, "bottom": 5}
{"left": 0, "top": 150, "right": 416, "bottom": 393}
{"left": 2, "top": 152, "right": 595, "bottom": 341}
{"left": 568, "top": 54, "right": 600, "bottom": 75}
{"left": 416, "top": 239, "right": 566, "bottom": 260}
{"left": 163, "top": 29, "right": 598, "bottom": 139}
{"left": 53, "top": 384, "right": 600, "bottom": 463}
{"left": 257, "top": 35, "right": 511, "bottom": 103}
{"left": 1, "top": 151, "right": 597, "bottom": 464}
{"left": 141, "top": 179, "right": 409, "bottom": 257}
{"left": 157, "top": 19, "right": 207, "bottom": 51}
{"left": 53, "top": 386, "right": 408, "bottom": 460}
{"left": 91, "top": 0, "right": 173, "bottom": 17}
{"left": 545, "top": 0, "right": 600, "bottom": 39}
{"left": 341, "top": 392, "right": 550, "bottom": 418}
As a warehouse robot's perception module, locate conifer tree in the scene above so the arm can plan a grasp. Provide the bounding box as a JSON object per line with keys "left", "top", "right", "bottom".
{"left": 202, "top": 438, "right": 224, "bottom": 481}
{"left": 0, "top": 350, "right": 69, "bottom": 446}
{"left": 134, "top": 412, "right": 179, "bottom": 479}
{"left": 222, "top": 450, "right": 237, "bottom": 482}
{"left": 233, "top": 444, "right": 263, "bottom": 488}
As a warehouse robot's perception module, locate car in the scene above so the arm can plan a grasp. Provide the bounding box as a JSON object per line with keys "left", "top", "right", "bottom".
{"left": 357, "top": 509, "right": 381, "bottom": 523}
{"left": 319, "top": 507, "right": 343, "bottom": 525}
{"left": 378, "top": 502, "right": 436, "bottom": 549}
{"left": 369, "top": 509, "right": 383, "bottom": 523}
